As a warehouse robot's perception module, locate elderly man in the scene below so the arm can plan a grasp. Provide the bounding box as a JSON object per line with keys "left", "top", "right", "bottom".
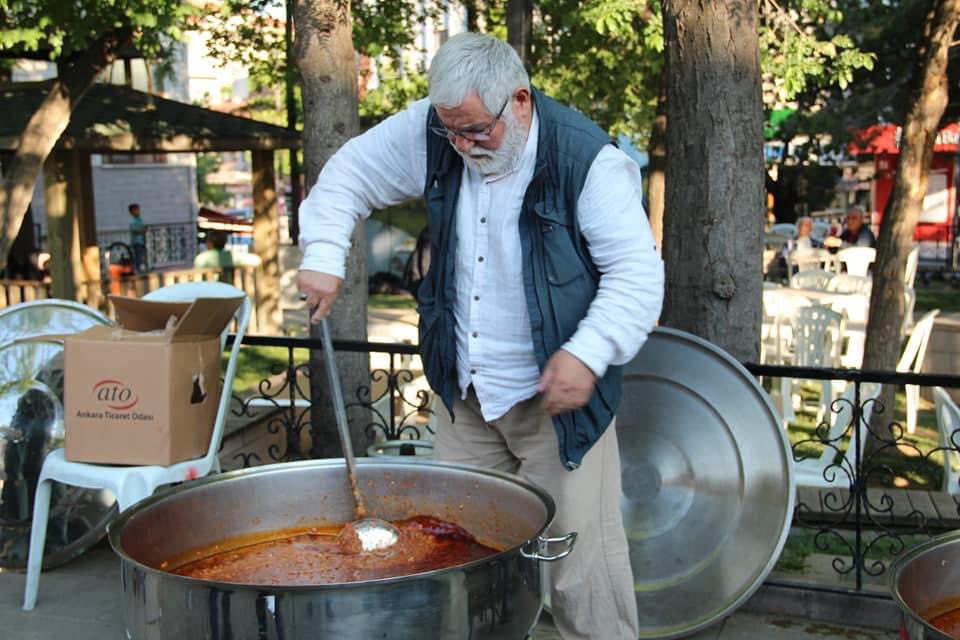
{"left": 298, "top": 32, "right": 663, "bottom": 639}
{"left": 839, "top": 206, "right": 876, "bottom": 247}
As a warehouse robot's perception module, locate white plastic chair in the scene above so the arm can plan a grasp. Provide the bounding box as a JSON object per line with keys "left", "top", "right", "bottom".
{"left": 933, "top": 387, "right": 960, "bottom": 494}
{"left": 795, "top": 382, "right": 881, "bottom": 489}
{"left": 903, "top": 286, "right": 917, "bottom": 334}
{"left": 837, "top": 246, "right": 876, "bottom": 277}
{"left": 897, "top": 310, "right": 940, "bottom": 434}
{"left": 781, "top": 305, "right": 845, "bottom": 425}
{"left": 23, "top": 282, "right": 251, "bottom": 610}
{"left": 789, "top": 268, "right": 835, "bottom": 291}
{"left": 826, "top": 273, "right": 872, "bottom": 295}
{"left": 904, "top": 245, "right": 920, "bottom": 288}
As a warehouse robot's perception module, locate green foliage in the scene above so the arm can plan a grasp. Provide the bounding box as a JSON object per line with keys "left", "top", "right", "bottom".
{"left": 773, "top": 0, "right": 932, "bottom": 149}
{"left": 359, "top": 65, "right": 428, "bottom": 126}
{"left": 522, "top": 0, "right": 663, "bottom": 139}
{"left": 200, "top": 0, "right": 444, "bottom": 129}
{"left": 0, "top": 0, "right": 195, "bottom": 59}
{"left": 196, "top": 153, "right": 230, "bottom": 207}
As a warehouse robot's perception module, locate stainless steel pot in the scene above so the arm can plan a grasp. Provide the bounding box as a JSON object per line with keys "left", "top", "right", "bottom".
{"left": 889, "top": 531, "right": 960, "bottom": 639}
{"left": 108, "top": 458, "right": 575, "bottom": 640}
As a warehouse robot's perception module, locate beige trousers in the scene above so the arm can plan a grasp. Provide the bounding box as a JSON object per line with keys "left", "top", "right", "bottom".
{"left": 434, "top": 389, "right": 639, "bottom": 640}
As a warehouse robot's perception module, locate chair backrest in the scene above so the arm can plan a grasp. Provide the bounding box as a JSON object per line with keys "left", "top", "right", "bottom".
{"left": 826, "top": 273, "right": 872, "bottom": 295}
{"left": 837, "top": 246, "right": 876, "bottom": 277}
{"left": 933, "top": 386, "right": 960, "bottom": 493}
{"left": 904, "top": 245, "right": 920, "bottom": 288}
{"left": 897, "top": 309, "right": 940, "bottom": 374}
{"left": 773, "top": 223, "right": 798, "bottom": 239}
{"left": 793, "top": 305, "right": 844, "bottom": 367}
{"left": 142, "top": 282, "right": 252, "bottom": 464}
{"left": 790, "top": 268, "right": 834, "bottom": 290}
{"left": 785, "top": 250, "right": 824, "bottom": 282}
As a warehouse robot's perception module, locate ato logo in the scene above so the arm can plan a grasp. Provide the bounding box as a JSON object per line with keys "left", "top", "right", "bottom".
{"left": 92, "top": 379, "right": 138, "bottom": 410}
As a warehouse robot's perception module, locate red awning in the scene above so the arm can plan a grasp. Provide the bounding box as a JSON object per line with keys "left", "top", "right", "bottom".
{"left": 198, "top": 206, "right": 253, "bottom": 233}
{"left": 849, "top": 122, "right": 960, "bottom": 155}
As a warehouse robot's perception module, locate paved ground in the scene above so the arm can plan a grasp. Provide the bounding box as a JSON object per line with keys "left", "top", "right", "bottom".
{"left": 0, "top": 540, "right": 896, "bottom": 640}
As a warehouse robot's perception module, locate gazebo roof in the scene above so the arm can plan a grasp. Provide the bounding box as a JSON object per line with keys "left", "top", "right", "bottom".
{"left": 0, "top": 81, "right": 301, "bottom": 153}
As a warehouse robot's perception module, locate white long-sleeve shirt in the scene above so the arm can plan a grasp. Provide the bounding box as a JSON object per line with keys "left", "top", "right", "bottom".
{"left": 299, "top": 98, "right": 664, "bottom": 421}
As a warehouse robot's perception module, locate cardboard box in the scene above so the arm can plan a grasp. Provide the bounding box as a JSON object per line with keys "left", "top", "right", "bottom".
{"left": 64, "top": 295, "right": 243, "bottom": 466}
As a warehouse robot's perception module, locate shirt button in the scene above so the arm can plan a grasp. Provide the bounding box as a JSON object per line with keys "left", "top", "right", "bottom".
{"left": 472, "top": 332, "right": 478, "bottom": 338}
{"left": 470, "top": 368, "right": 476, "bottom": 375}
{"left": 473, "top": 295, "right": 479, "bottom": 301}
{"left": 477, "top": 256, "right": 484, "bottom": 263}
{"left": 480, "top": 217, "right": 487, "bottom": 223}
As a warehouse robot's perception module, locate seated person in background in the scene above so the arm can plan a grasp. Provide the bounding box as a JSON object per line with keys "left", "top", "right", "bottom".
{"left": 839, "top": 206, "right": 876, "bottom": 248}
{"left": 194, "top": 230, "right": 235, "bottom": 270}
{"left": 792, "top": 216, "right": 822, "bottom": 252}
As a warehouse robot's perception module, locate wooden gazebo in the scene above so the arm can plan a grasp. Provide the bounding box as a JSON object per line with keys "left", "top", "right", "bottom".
{"left": 0, "top": 81, "right": 301, "bottom": 331}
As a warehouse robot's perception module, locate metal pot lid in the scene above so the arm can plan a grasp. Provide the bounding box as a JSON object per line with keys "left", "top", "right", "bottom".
{"left": 619, "top": 327, "right": 794, "bottom": 639}
{"left": 0, "top": 299, "right": 109, "bottom": 343}
{"left": 0, "top": 320, "right": 118, "bottom": 570}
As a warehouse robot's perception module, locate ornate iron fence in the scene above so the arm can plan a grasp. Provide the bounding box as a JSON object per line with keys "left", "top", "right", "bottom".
{"left": 228, "top": 335, "right": 435, "bottom": 467}
{"left": 748, "top": 362, "right": 960, "bottom": 592}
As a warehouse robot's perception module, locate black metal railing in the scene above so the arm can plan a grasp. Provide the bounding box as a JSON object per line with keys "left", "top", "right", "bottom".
{"left": 748, "top": 362, "right": 960, "bottom": 591}
{"left": 227, "top": 334, "right": 434, "bottom": 466}
{"left": 224, "top": 334, "right": 960, "bottom": 594}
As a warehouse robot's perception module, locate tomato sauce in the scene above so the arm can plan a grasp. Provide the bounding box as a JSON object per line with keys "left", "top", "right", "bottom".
{"left": 929, "top": 607, "right": 960, "bottom": 638}
{"left": 168, "top": 515, "right": 500, "bottom": 585}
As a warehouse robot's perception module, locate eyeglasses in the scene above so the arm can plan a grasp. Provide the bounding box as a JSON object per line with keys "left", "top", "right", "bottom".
{"left": 429, "top": 98, "right": 509, "bottom": 142}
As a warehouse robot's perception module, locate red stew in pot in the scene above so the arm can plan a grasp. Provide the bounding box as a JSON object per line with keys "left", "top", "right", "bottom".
{"left": 929, "top": 607, "right": 960, "bottom": 638}
{"left": 165, "top": 515, "right": 500, "bottom": 585}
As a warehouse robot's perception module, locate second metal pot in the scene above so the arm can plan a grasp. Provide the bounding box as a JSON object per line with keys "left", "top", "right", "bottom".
{"left": 889, "top": 531, "right": 960, "bottom": 640}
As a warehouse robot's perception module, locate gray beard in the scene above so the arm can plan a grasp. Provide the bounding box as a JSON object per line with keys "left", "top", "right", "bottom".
{"left": 457, "top": 114, "right": 527, "bottom": 177}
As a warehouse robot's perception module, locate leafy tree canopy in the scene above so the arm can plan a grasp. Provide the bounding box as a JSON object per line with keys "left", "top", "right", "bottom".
{"left": 198, "top": 0, "right": 875, "bottom": 147}
{"left": 772, "top": 0, "right": 947, "bottom": 151}
{"left": 0, "top": 0, "right": 194, "bottom": 59}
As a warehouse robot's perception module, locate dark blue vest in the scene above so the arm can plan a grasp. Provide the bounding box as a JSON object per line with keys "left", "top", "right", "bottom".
{"left": 418, "top": 89, "right": 622, "bottom": 469}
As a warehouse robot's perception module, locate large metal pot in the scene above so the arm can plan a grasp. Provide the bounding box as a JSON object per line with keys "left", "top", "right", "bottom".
{"left": 889, "top": 531, "right": 960, "bottom": 639}
{"left": 108, "top": 458, "right": 575, "bottom": 640}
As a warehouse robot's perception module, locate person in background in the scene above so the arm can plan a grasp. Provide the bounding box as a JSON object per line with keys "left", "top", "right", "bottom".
{"left": 296, "top": 32, "right": 663, "bottom": 640}
{"left": 793, "top": 216, "right": 822, "bottom": 253}
{"left": 838, "top": 206, "right": 876, "bottom": 248}
{"left": 194, "top": 230, "right": 236, "bottom": 270}
{"left": 128, "top": 203, "right": 148, "bottom": 273}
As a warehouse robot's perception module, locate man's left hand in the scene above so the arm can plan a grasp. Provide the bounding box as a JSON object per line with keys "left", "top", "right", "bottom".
{"left": 538, "top": 350, "right": 597, "bottom": 416}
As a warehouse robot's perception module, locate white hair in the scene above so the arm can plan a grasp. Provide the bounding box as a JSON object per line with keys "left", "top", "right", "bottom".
{"left": 428, "top": 32, "right": 530, "bottom": 113}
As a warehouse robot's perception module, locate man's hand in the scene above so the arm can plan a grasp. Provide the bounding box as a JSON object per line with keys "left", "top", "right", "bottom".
{"left": 298, "top": 270, "right": 344, "bottom": 323}
{"left": 538, "top": 349, "right": 597, "bottom": 416}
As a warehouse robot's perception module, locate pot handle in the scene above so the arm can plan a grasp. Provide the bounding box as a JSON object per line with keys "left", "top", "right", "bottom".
{"left": 521, "top": 532, "right": 578, "bottom": 562}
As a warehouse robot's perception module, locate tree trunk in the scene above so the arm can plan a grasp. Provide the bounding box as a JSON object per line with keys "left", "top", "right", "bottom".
{"left": 646, "top": 69, "right": 667, "bottom": 252}
{"left": 660, "top": 0, "right": 765, "bottom": 363}
{"left": 294, "top": 0, "right": 370, "bottom": 458}
{"left": 0, "top": 29, "right": 133, "bottom": 271}
{"left": 862, "top": 0, "right": 960, "bottom": 449}
{"left": 463, "top": 0, "right": 480, "bottom": 31}
{"left": 507, "top": 0, "right": 533, "bottom": 65}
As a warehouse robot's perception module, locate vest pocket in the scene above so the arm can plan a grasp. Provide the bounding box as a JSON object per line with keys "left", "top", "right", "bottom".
{"left": 532, "top": 202, "right": 585, "bottom": 286}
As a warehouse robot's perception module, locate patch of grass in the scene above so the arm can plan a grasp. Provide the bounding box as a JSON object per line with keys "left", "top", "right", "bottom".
{"left": 775, "top": 529, "right": 930, "bottom": 574}
{"left": 223, "top": 345, "right": 292, "bottom": 396}
{"left": 916, "top": 278, "right": 960, "bottom": 313}
{"left": 370, "top": 293, "right": 418, "bottom": 310}
{"left": 785, "top": 382, "right": 949, "bottom": 490}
